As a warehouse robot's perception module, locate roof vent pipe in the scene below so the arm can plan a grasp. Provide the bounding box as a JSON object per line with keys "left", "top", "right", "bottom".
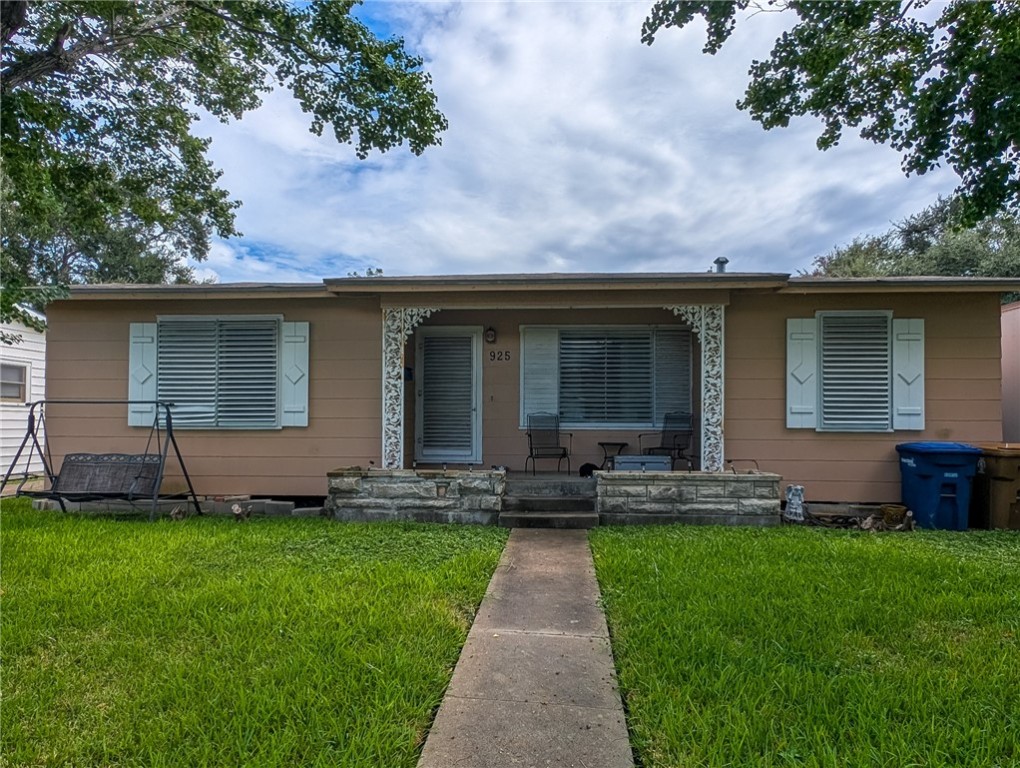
{"left": 714, "top": 257, "right": 729, "bottom": 273}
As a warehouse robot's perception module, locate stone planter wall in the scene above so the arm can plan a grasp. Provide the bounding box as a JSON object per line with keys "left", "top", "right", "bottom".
{"left": 596, "top": 471, "right": 781, "bottom": 526}
{"left": 326, "top": 468, "right": 505, "bottom": 525}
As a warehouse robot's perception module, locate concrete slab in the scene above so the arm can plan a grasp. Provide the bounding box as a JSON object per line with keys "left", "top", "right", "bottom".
{"left": 447, "top": 630, "right": 622, "bottom": 709}
{"left": 417, "top": 528, "right": 634, "bottom": 768}
{"left": 417, "top": 697, "right": 633, "bottom": 768}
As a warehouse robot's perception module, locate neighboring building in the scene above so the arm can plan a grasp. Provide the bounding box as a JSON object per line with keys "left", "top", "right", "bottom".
{"left": 1003, "top": 302, "right": 1020, "bottom": 442}
{"left": 40, "top": 273, "right": 1019, "bottom": 503}
{"left": 1, "top": 312, "right": 46, "bottom": 475}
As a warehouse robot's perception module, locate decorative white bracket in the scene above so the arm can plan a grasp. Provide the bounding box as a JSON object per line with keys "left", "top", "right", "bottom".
{"left": 382, "top": 307, "right": 438, "bottom": 469}
{"left": 666, "top": 304, "right": 725, "bottom": 472}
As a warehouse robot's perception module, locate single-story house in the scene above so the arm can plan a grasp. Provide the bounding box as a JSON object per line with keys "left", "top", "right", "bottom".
{"left": 1003, "top": 301, "right": 1020, "bottom": 442}
{"left": 40, "top": 272, "right": 1019, "bottom": 504}
{"left": 1, "top": 311, "right": 46, "bottom": 475}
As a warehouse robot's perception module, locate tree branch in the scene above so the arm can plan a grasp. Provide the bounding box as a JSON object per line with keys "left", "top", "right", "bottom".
{"left": 1, "top": 0, "right": 28, "bottom": 46}
{"left": 1, "top": 4, "right": 188, "bottom": 94}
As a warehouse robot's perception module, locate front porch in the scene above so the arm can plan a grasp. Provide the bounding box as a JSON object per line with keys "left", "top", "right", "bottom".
{"left": 325, "top": 468, "right": 781, "bottom": 527}
{"left": 378, "top": 302, "right": 727, "bottom": 474}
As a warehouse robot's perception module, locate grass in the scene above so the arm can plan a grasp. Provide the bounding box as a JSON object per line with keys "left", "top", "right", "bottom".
{"left": 590, "top": 526, "right": 1020, "bottom": 768}
{"left": 0, "top": 499, "right": 508, "bottom": 767}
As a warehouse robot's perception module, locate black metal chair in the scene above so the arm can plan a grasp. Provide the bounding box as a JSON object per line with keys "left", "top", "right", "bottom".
{"left": 638, "top": 411, "right": 696, "bottom": 470}
{"left": 525, "top": 412, "right": 572, "bottom": 475}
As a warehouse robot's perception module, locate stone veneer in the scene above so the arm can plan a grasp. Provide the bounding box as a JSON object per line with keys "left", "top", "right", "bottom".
{"left": 326, "top": 468, "right": 505, "bottom": 525}
{"left": 596, "top": 471, "right": 781, "bottom": 526}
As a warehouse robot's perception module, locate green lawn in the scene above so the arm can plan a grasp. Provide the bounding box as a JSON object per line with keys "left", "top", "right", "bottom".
{"left": 0, "top": 499, "right": 507, "bottom": 767}
{"left": 591, "top": 526, "right": 1020, "bottom": 768}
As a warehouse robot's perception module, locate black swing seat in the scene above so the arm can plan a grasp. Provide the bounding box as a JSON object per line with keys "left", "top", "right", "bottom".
{"left": 1, "top": 399, "right": 203, "bottom": 521}
{"left": 40, "top": 453, "right": 163, "bottom": 501}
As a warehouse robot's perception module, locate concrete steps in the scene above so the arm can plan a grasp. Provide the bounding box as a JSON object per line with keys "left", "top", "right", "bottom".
{"left": 498, "top": 510, "right": 600, "bottom": 529}
{"left": 500, "top": 474, "right": 598, "bottom": 529}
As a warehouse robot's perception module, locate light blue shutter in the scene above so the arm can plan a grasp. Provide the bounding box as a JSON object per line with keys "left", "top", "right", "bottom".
{"left": 281, "top": 322, "right": 310, "bottom": 427}
{"left": 520, "top": 327, "right": 559, "bottom": 427}
{"left": 786, "top": 318, "right": 818, "bottom": 428}
{"left": 892, "top": 318, "right": 924, "bottom": 430}
{"left": 128, "top": 323, "right": 157, "bottom": 426}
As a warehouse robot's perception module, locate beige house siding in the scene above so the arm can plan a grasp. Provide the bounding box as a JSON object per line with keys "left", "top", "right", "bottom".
{"left": 1004, "top": 303, "right": 1020, "bottom": 442}
{"left": 45, "top": 297, "right": 381, "bottom": 497}
{"left": 41, "top": 286, "right": 1009, "bottom": 503}
{"left": 726, "top": 293, "right": 1003, "bottom": 503}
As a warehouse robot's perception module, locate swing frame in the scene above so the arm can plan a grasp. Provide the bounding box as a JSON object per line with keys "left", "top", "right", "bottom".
{"left": 1, "top": 400, "right": 203, "bottom": 521}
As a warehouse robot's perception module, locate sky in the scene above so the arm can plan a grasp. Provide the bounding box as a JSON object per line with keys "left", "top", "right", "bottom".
{"left": 189, "top": 1, "right": 959, "bottom": 283}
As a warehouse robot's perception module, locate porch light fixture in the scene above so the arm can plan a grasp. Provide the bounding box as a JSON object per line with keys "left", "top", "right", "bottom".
{"left": 484, "top": 327, "right": 497, "bottom": 344}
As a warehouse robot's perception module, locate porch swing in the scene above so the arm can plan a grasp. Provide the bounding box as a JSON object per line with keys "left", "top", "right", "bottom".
{"left": 0, "top": 400, "right": 203, "bottom": 521}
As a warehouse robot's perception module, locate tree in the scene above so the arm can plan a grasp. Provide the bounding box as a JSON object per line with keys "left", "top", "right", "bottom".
{"left": 0, "top": 0, "right": 447, "bottom": 306}
{"left": 642, "top": 1, "right": 1020, "bottom": 225}
{"left": 809, "top": 198, "right": 1020, "bottom": 300}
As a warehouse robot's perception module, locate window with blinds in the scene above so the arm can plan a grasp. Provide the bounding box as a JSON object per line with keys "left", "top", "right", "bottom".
{"left": 157, "top": 318, "right": 280, "bottom": 428}
{"left": 819, "top": 313, "right": 891, "bottom": 431}
{"left": 522, "top": 326, "right": 691, "bottom": 428}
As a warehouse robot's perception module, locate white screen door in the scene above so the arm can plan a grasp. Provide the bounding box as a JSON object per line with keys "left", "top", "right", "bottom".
{"left": 415, "top": 328, "right": 482, "bottom": 463}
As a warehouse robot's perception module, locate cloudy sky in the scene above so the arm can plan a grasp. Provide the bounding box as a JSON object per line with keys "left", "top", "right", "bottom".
{"left": 190, "top": 1, "right": 958, "bottom": 283}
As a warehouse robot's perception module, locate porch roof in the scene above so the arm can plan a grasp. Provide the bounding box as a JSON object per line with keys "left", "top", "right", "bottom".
{"left": 325, "top": 271, "right": 788, "bottom": 294}
{"left": 63, "top": 272, "right": 1020, "bottom": 301}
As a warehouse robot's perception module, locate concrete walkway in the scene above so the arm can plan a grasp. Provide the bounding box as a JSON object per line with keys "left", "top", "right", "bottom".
{"left": 418, "top": 529, "right": 634, "bottom": 768}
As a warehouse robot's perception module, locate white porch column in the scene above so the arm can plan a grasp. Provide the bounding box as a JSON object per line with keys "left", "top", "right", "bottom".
{"left": 381, "top": 307, "right": 437, "bottom": 469}
{"left": 667, "top": 304, "right": 725, "bottom": 472}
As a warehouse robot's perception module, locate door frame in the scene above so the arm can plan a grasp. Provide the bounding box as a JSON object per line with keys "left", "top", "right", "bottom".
{"left": 414, "top": 326, "right": 483, "bottom": 464}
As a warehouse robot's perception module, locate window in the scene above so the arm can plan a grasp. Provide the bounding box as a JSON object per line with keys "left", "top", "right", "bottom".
{"left": 128, "top": 318, "right": 309, "bottom": 429}
{"left": 158, "top": 318, "right": 280, "bottom": 428}
{"left": 521, "top": 326, "right": 691, "bottom": 428}
{"left": 786, "top": 313, "right": 924, "bottom": 432}
{"left": 1, "top": 363, "right": 27, "bottom": 402}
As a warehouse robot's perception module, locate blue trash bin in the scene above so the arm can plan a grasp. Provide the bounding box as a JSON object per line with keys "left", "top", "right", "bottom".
{"left": 895, "top": 442, "right": 982, "bottom": 530}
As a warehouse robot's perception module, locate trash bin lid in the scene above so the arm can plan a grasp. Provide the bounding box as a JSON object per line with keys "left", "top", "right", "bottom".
{"left": 895, "top": 441, "right": 982, "bottom": 455}
{"left": 972, "top": 442, "right": 1020, "bottom": 457}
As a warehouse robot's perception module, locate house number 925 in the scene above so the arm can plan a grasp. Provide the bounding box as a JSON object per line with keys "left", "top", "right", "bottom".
{"left": 489, "top": 350, "right": 511, "bottom": 362}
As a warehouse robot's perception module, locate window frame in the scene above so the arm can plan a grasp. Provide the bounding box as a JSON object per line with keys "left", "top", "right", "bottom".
{"left": 817, "top": 310, "right": 893, "bottom": 433}
{"left": 0, "top": 361, "right": 29, "bottom": 403}
{"left": 520, "top": 324, "right": 693, "bottom": 430}
{"left": 155, "top": 314, "right": 285, "bottom": 430}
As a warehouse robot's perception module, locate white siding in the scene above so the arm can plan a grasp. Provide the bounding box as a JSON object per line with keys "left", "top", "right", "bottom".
{"left": 1, "top": 320, "right": 46, "bottom": 475}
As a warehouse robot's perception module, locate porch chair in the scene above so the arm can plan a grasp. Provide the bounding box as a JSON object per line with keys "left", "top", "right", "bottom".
{"left": 525, "top": 412, "right": 573, "bottom": 475}
{"left": 638, "top": 411, "right": 696, "bottom": 470}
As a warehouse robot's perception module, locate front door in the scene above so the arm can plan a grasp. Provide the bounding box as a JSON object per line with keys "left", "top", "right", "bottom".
{"left": 415, "top": 327, "right": 482, "bottom": 464}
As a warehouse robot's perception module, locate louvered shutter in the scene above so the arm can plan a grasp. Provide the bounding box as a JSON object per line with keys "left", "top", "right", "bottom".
{"left": 156, "top": 318, "right": 280, "bottom": 429}
{"left": 217, "top": 320, "right": 278, "bottom": 428}
{"left": 892, "top": 318, "right": 924, "bottom": 430}
{"left": 158, "top": 320, "right": 218, "bottom": 427}
{"left": 653, "top": 328, "right": 692, "bottom": 423}
{"left": 281, "top": 322, "right": 310, "bottom": 427}
{"left": 786, "top": 318, "right": 818, "bottom": 428}
{"left": 420, "top": 334, "right": 474, "bottom": 456}
{"left": 559, "top": 330, "right": 652, "bottom": 426}
{"left": 820, "top": 314, "right": 891, "bottom": 431}
{"left": 128, "top": 323, "right": 157, "bottom": 426}
{"left": 520, "top": 327, "right": 559, "bottom": 426}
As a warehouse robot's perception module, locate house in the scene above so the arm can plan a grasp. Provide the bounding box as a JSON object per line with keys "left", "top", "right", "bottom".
{"left": 1003, "top": 301, "right": 1020, "bottom": 442}
{"left": 1, "top": 311, "right": 46, "bottom": 475}
{"left": 39, "top": 273, "right": 1019, "bottom": 506}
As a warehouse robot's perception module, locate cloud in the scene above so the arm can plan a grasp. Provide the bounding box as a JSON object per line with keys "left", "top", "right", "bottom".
{"left": 192, "top": 1, "right": 959, "bottom": 283}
